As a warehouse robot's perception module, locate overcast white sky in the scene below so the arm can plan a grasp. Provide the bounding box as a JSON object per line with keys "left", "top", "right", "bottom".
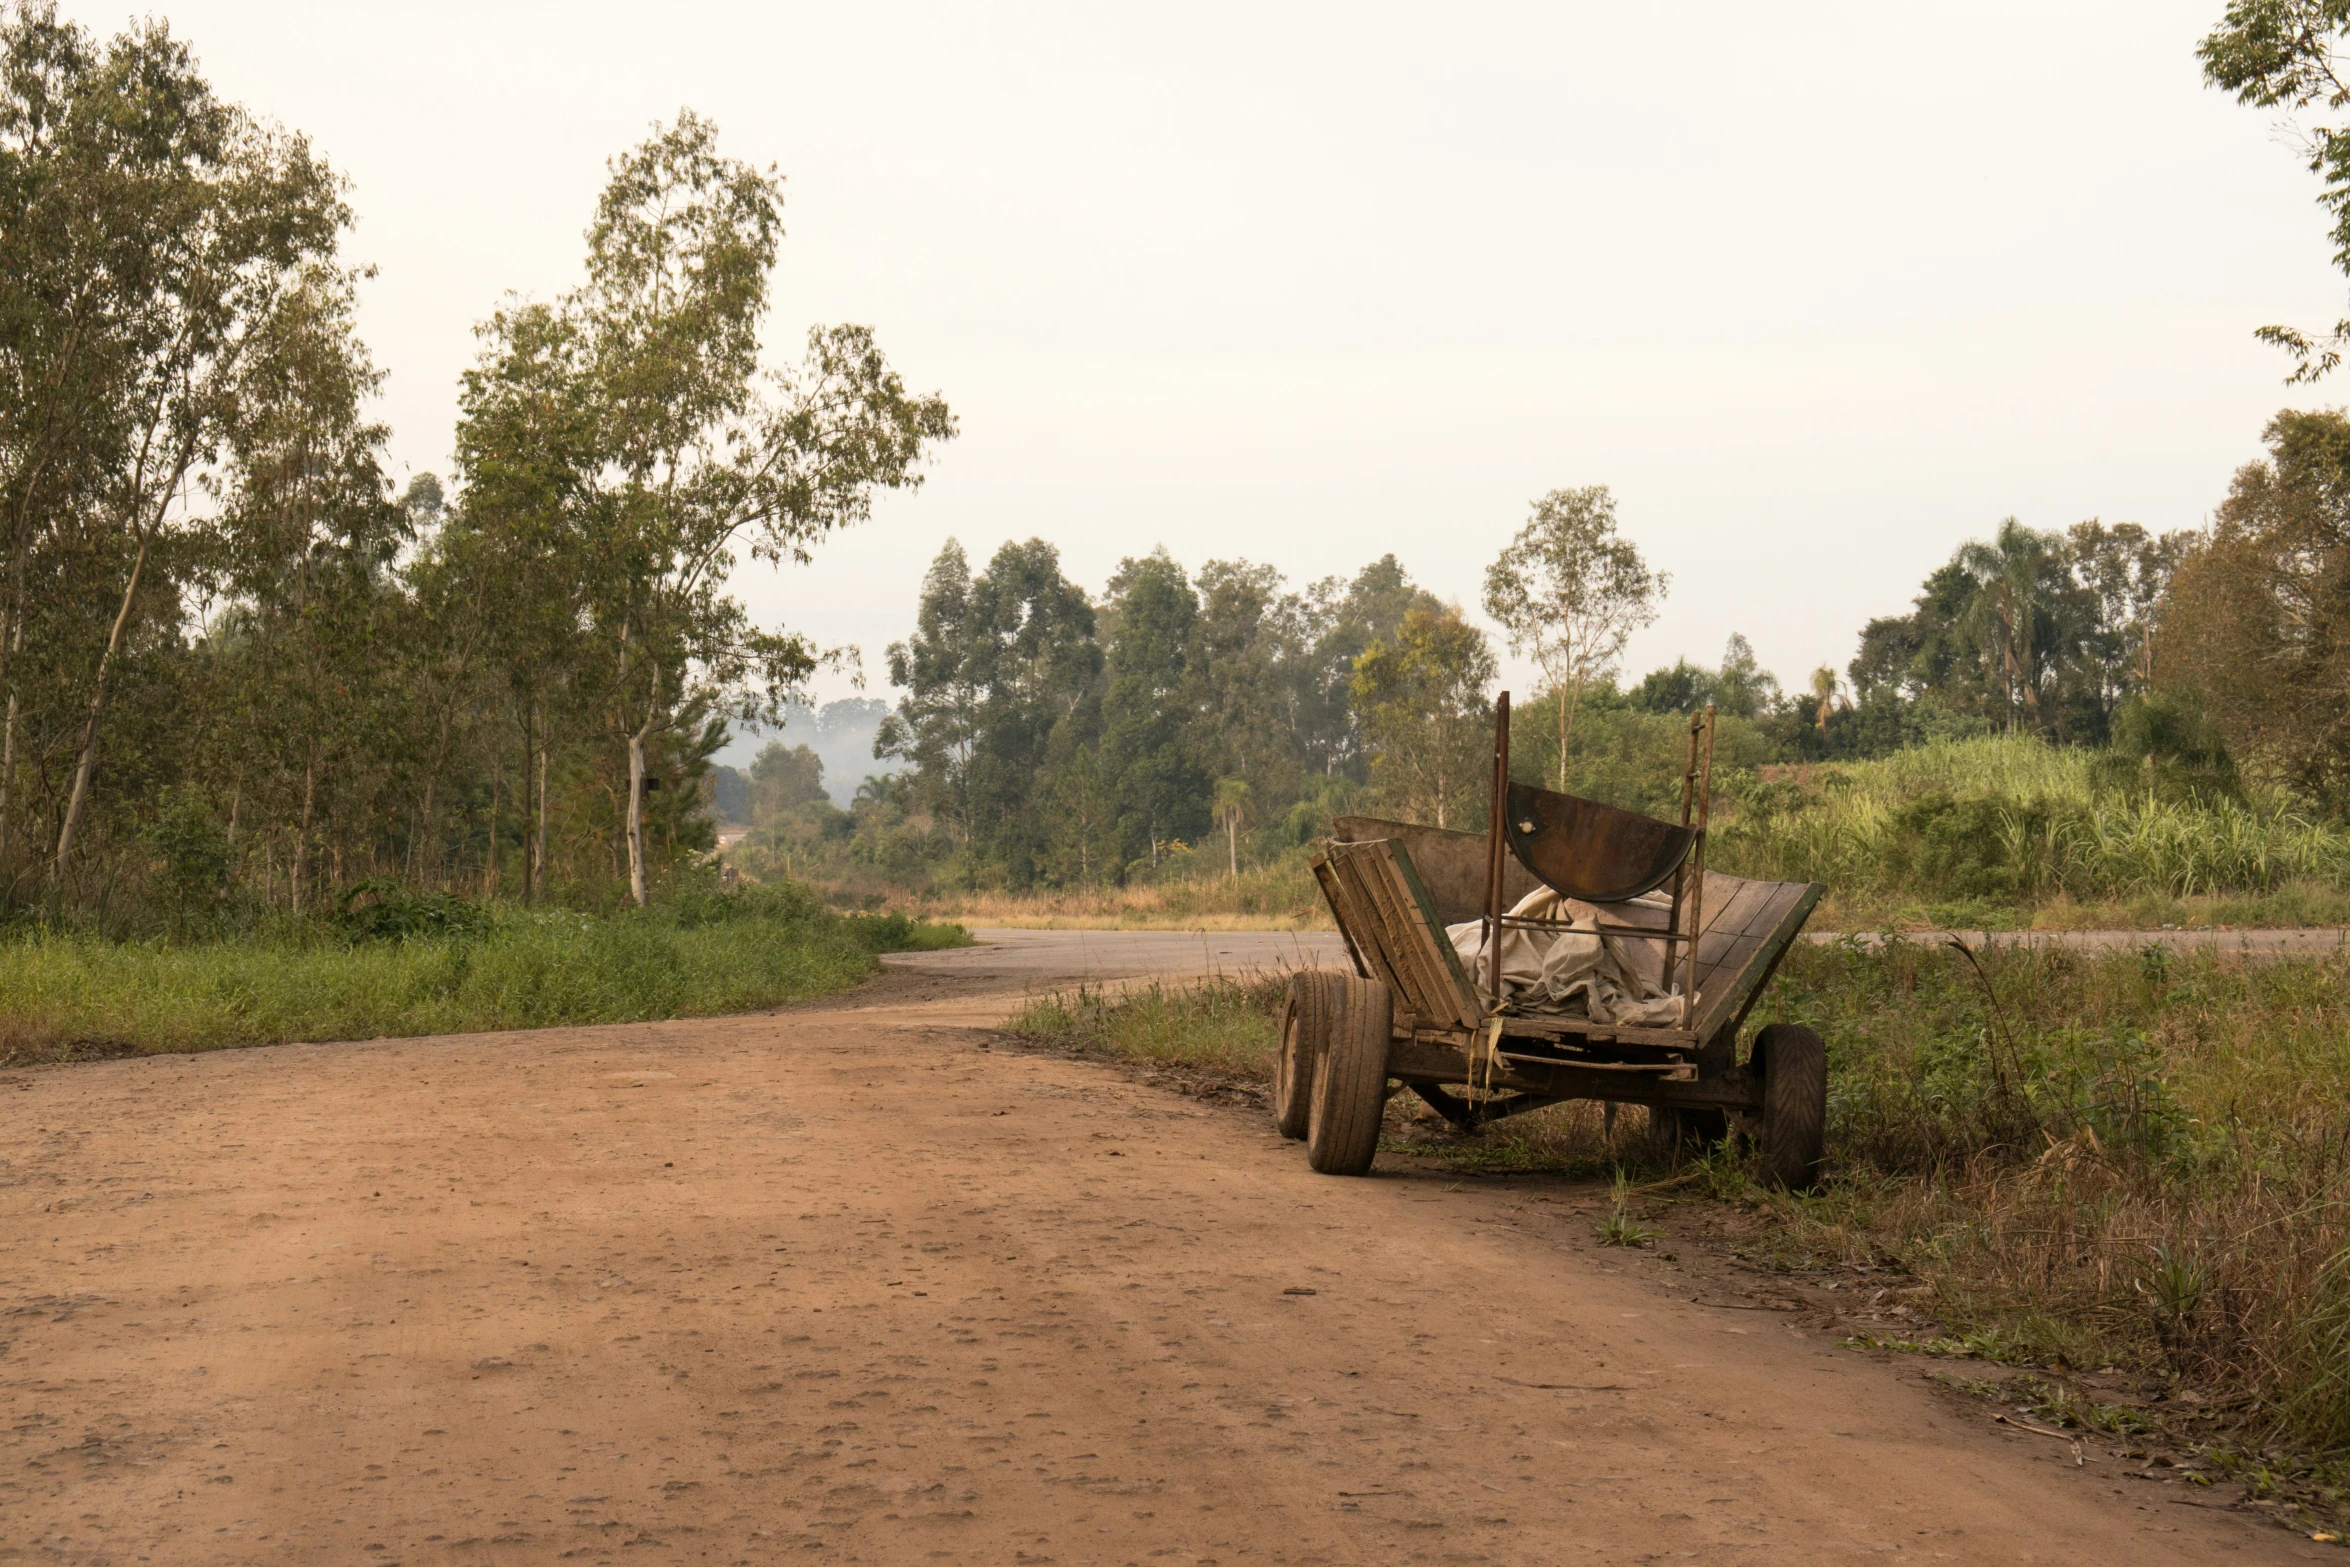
{"left": 66, "top": 0, "right": 2348, "bottom": 757}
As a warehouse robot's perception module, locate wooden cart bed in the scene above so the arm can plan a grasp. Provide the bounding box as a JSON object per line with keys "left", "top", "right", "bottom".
{"left": 1311, "top": 820, "right": 1821, "bottom": 1101}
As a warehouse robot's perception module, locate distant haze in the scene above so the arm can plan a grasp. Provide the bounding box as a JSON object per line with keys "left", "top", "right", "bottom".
{"left": 726, "top": 700, "right": 901, "bottom": 804}
{"left": 77, "top": 0, "right": 2347, "bottom": 706}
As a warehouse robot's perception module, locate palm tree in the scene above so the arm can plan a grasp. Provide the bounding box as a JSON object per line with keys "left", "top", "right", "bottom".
{"left": 1808, "top": 666, "right": 1839, "bottom": 742}
{"left": 1956, "top": 518, "right": 2056, "bottom": 733}
{"left": 1212, "top": 777, "right": 1250, "bottom": 879}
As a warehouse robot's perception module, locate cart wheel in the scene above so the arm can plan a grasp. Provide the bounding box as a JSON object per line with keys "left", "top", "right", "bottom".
{"left": 1306, "top": 975, "right": 1392, "bottom": 1176}
{"left": 1275, "top": 972, "right": 1338, "bottom": 1140}
{"left": 1752, "top": 1023, "right": 1827, "bottom": 1190}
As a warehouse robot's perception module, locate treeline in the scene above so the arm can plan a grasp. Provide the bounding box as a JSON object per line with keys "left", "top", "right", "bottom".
{"left": 751, "top": 495, "right": 2219, "bottom": 896}
{"left": 0, "top": 8, "right": 949, "bottom": 926}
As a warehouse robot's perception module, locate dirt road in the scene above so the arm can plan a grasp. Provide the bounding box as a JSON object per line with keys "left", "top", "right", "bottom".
{"left": 0, "top": 952, "right": 2326, "bottom": 1565}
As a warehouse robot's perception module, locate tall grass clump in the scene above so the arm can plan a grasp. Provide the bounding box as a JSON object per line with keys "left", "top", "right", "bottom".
{"left": 1764, "top": 938, "right": 2350, "bottom": 1458}
{"left": 1714, "top": 734, "right": 2350, "bottom": 919}
{"left": 1007, "top": 973, "right": 1289, "bottom": 1078}
{"left": 0, "top": 879, "right": 964, "bottom": 1062}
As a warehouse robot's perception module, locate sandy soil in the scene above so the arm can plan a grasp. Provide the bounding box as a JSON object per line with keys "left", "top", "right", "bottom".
{"left": 0, "top": 956, "right": 2329, "bottom": 1566}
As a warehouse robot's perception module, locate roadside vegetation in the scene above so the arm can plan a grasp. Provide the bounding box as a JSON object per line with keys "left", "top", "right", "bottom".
{"left": 1006, "top": 941, "right": 2350, "bottom": 1478}
{"left": 878, "top": 730, "right": 2350, "bottom": 933}
{"left": 0, "top": 880, "right": 963, "bottom": 1065}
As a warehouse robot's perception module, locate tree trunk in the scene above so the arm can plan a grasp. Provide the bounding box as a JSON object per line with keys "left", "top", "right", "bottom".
{"left": 0, "top": 685, "right": 16, "bottom": 870}
{"left": 626, "top": 725, "right": 650, "bottom": 907}
{"left": 485, "top": 764, "right": 499, "bottom": 896}
{"left": 1557, "top": 679, "right": 1570, "bottom": 792}
{"left": 293, "top": 752, "right": 316, "bottom": 916}
{"left": 522, "top": 704, "right": 537, "bottom": 904}
{"left": 1226, "top": 817, "right": 1238, "bottom": 879}
{"left": 535, "top": 737, "right": 548, "bottom": 900}
{"left": 50, "top": 529, "right": 151, "bottom": 891}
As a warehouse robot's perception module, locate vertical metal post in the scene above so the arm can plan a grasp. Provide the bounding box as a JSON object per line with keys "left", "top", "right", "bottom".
{"left": 1483, "top": 691, "right": 1511, "bottom": 1017}
{"left": 1679, "top": 705, "right": 1718, "bottom": 1026}
{"left": 1666, "top": 706, "right": 1702, "bottom": 975}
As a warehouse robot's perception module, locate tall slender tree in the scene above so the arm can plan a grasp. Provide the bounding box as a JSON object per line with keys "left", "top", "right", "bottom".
{"left": 489, "top": 112, "right": 954, "bottom": 904}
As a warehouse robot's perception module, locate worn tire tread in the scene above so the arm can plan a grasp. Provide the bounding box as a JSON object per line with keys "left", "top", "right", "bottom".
{"left": 1275, "top": 972, "right": 1338, "bottom": 1140}
{"left": 1306, "top": 976, "right": 1392, "bottom": 1176}
{"left": 1754, "top": 1022, "right": 1827, "bottom": 1190}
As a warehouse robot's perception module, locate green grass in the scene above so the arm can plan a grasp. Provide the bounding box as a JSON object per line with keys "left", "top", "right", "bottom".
{"left": 1002, "top": 943, "right": 2350, "bottom": 1470}
{"left": 1713, "top": 735, "right": 2350, "bottom": 926}
{"left": 0, "top": 885, "right": 965, "bottom": 1061}
{"left": 1006, "top": 974, "right": 1289, "bottom": 1079}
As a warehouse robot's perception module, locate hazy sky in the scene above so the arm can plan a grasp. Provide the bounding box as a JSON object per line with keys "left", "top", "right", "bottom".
{"left": 65, "top": 1, "right": 2347, "bottom": 757}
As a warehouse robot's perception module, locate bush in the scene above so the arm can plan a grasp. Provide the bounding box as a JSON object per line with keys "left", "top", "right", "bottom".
{"left": 337, "top": 877, "right": 494, "bottom": 943}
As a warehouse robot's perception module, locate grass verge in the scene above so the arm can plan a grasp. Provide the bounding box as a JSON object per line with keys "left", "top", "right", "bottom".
{"left": 0, "top": 885, "right": 965, "bottom": 1063}
{"left": 1005, "top": 974, "right": 1288, "bottom": 1080}
{"left": 1002, "top": 943, "right": 2350, "bottom": 1496}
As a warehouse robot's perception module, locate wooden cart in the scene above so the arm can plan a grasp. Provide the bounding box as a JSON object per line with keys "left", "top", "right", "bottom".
{"left": 1281, "top": 700, "right": 1830, "bottom": 1186}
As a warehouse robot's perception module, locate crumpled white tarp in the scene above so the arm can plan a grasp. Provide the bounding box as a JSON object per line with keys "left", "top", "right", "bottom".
{"left": 1445, "top": 885, "right": 1687, "bottom": 1026}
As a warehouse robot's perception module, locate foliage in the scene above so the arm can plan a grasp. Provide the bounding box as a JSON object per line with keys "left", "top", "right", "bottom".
{"left": 1351, "top": 605, "right": 1497, "bottom": 832}
{"left": 1715, "top": 734, "right": 2350, "bottom": 912}
{"left": 335, "top": 876, "right": 494, "bottom": 943}
{"left": 2200, "top": 0, "right": 2350, "bottom": 380}
{"left": 862, "top": 541, "right": 1453, "bottom": 893}
{"left": 1848, "top": 519, "right": 2187, "bottom": 748}
{"left": 0, "top": 8, "right": 950, "bottom": 927}
{"left": 453, "top": 111, "right": 955, "bottom": 905}
{"left": 0, "top": 882, "right": 964, "bottom": 1062}
{"left": 2159, "top": 409, "right": 2350, "bottom": 808}
{"left": 1482, "top": 485, "right": 1666, "bottom": 788}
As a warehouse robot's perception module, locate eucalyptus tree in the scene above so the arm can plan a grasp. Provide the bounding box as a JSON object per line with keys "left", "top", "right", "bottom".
{"left": 1482, "top": 487, "right": 1666, "bottom": 790}
{"left": 450, "top": 299, "right": 599, "bottom": 900}
{"left": 880, "top": 540, "right": 984, "bottom": 849}
{"left": 1101, "top": 551, "right": 1202, "bottom": 866}
{"left": 524, "top": 112, "right": 954, "bottom": 904}
{"left": 0, "top": 5, "right": 350, "bottom": 895}
{"left": 203, "top": 260, "right": 405, "bottom": 908}
{"left": 1350, "top": 605, "right": 1496, "bottom": 830}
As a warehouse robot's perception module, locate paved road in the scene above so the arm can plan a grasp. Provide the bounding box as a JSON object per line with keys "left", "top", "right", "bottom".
{"left": 0, "top": 976, "right": 2321, "bottom": 1565}
{"left": 889, "top": 924, "right": 2350, "bottom": 985}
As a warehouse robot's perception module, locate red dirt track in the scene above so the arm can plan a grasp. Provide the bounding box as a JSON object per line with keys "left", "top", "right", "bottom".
{"left": 0, "top": 948, "right": 2327, "bottom": 1565}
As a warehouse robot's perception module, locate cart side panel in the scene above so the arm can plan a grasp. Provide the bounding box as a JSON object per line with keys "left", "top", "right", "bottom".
{"left": 1309, "top": 855, "right": 1372, "bottom": 979}
{"left": 1691, "top": 880, "right": 1825, "bottom": 1045}
{"left": 1322, "top": 850, "right": 1413, "bottom": 1001}
{"left": 1325, "top": 841, "right": 1480, "bottom": 1030}
{"left": 1381, "top": 840, "right": 1483, "bottom": 1024}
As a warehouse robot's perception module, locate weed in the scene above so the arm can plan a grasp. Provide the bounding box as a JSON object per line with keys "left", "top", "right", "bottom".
{"left": 1597, "top": 1175, "right": 1660, "bottom": 1247}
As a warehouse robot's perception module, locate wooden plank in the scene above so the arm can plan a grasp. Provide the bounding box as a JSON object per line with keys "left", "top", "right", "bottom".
{"left": 1336, "top": 844, "right": 1453, "bottom": 1026}
{"left": 1705, "top": 879, "right": 1777, "bottom": 943}
{"left": 1336, "top": 842, "right": 1448, "bottom": 1027}
{"left": 1366, "top": 847, "right": 1476, "bottom": 1030}
{"left": 1310, "top": 856, "right": 1371, "bottom": 979}
{"left": 1327, "top": 848, "right": 1412, "bottom": 1003}
{"left": 1736, "top": 881, "right": 1808, "bottom": 939}
{"left": 1692, "top": 880, "right": 1826, "bottom": 1043}
{"left": 1384, "top": 839, "right": 1484, "bottom": 1025}
{"left": 1689, "top": 934, "right": 1746, "bottom": 1003}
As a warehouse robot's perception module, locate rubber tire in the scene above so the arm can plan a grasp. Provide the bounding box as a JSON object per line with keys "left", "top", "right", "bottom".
{"left": 1306, "top": 975, "right": 1393, "bottom": 1176}
{"left": 1274, "top": 972, "right": 1338, "bottom": 1140}
{"left": 1752, "top": 1023, "right": 1827, "bottom": 1190}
